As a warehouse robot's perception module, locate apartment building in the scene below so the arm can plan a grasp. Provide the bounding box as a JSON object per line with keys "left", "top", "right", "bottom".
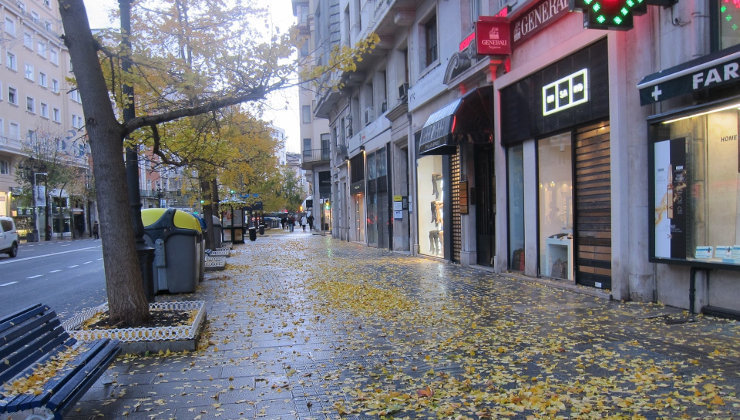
{"left": 301, "top": 0, "right": 740, "bottom": 316}
{"left": 0, "top": 0, "right": 88, "bottom": 238}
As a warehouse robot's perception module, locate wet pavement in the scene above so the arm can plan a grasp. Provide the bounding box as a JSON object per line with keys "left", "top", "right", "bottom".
{"left": 70, "top": 230, "right": 740, "bottom": 419}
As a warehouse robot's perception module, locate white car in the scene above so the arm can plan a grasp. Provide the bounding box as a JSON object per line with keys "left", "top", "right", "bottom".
{"left": 0, "top": 216, "right": 19, "bottom": 258}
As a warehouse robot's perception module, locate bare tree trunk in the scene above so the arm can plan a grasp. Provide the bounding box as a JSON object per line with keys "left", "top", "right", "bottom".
{"left": 199, "top": 176, "right": 213, "bottom": 250}
{"left": 59, "top": 0, "right": 149, "bottom": 326}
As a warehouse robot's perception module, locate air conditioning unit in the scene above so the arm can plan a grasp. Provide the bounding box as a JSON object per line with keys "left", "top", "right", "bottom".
{"left": 364, "top": 107, "right": 373, "bottom": 125}
{"left": 398, "top": 83, "right": 409, "bottom": 100}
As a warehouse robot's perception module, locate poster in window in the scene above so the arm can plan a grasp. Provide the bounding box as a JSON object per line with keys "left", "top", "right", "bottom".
{"left": 654, "top": 137, "right": 687, "bottom": 259}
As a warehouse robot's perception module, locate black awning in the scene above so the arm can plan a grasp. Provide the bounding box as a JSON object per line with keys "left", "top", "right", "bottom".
{"left": 637, "top": 44, "right": 740, "bottom": 105}
{"left": 418, "top": 86, "right": 494, "bottom": 156}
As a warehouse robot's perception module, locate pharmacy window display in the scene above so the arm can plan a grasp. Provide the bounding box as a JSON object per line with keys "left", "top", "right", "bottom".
{"left": 417, "top": 155, "right": 445, "bottom": 257}
{"left": 650, "top": 101, "right": 740, "bottom": 267}
{"left": 538, "top": 132, "right": 574, "bottom": 279}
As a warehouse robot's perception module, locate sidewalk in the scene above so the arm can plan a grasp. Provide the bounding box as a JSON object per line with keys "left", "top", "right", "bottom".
{"left": 71, "top": 230, "right": 739, "bottom": 419}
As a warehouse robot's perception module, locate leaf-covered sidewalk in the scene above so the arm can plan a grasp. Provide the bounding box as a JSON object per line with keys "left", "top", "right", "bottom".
{"left": 71, "top": 230, "right": 740, "bottom": 419}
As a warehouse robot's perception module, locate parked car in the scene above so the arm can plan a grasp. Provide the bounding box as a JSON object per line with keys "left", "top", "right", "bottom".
{"left": 0, "top": 216, "right": 19, "bottom": 258}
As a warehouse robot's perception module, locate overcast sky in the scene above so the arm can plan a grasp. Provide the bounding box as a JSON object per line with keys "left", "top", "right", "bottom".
{"left": 81, "top": 0, "right": 300, "bottom": 153}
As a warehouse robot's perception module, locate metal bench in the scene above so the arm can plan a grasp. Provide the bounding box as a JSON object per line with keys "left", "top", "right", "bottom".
{"left": 0, "top": 304, "right": 120, "bottom": 420}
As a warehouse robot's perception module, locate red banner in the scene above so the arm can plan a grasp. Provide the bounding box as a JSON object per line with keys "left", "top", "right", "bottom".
{"left": 475, "top": 18, "right": 511, "bottom": 56}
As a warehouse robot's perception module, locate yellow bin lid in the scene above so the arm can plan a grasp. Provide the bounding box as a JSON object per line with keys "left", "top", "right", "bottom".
{"left": 141, "top": 208, "right": 167, "bottom": 228}
{"left": 141, "top": 208, "right": 202, "bottom": 233}
{"left": 173, "top": 210, "right": 202, "bottom": 233}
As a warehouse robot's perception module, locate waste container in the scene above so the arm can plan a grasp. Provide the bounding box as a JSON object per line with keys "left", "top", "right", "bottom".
{"left": 141, "top": 208, "right": 204, "bottom": 293}
{"left": 211, "top": 215, "right": 223, "bottom": 249}
{"left": 258, "top": 224, "right": 265, "bottom": 235}
{"left": 248, "top": 226, "right": 257, "bottom": 241}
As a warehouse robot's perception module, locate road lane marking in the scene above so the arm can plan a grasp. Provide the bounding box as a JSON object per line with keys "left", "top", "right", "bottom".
{"left": 0, "top": 281, "right": 18, "bottom": 287}
{"left": 0, "top": 246, "right": 101, "bottom": 265}
{"left": 83, "top": 261, "right": 93, "bottom": 265}
{"left": 49, "top": 269, "right": 62, "bottom": 273}
{"left": 68, "top": 265, "right": 79, "bottom": 269}
{"left": 27, "top": 275, "right": 43, "bottom": 279}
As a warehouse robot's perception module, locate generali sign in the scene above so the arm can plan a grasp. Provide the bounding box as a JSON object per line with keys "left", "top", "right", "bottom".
{"left": 475, "top": 17, "right": 511, "bottom": 55}
{"left": 512, "top": 0, "right": 569, "bottom": 46}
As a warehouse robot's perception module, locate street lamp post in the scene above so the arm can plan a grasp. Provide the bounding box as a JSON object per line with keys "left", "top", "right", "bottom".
{"left": 31, "top": 172, "right": 48, "bottom": 242}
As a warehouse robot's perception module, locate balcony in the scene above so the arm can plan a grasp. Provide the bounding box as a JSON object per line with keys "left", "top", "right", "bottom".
{"left": 301, "top": 148, "right": 331, "bottom": 170}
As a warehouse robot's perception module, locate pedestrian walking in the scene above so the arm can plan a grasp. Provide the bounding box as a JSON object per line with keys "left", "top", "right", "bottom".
{"left": 289, "top": 214, "right": 295, "bottom": 232}
{"left": 307, "top": 214, "right": 314, "bottom": 231}
{"left": 92, "top": 221, "right": 99, "bottom": 239}
{"left": 301, "top": 214, "right": 307, "bottom": 231}
{"left": 280, "top": 216, "right": 286, "bottom": 230}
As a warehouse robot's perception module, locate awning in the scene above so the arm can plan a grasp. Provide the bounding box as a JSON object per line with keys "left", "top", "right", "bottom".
{"left": 637, "top": 43, "right": 740, "bottom": 105}
{"left": 418, "top": 86, "right": 494, "bottom": 156}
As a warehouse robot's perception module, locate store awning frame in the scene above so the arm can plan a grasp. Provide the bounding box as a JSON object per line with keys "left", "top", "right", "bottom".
{"left": 418, "top": 86, "right": 494, "bottom": 156}
{"left": 637, "top": 44, "right": 740, "bottom": 105}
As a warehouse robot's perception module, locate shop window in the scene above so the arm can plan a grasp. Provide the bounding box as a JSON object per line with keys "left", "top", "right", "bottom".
{"left": 417, "top": 155, "right": 444, "bottom": 257}
{"left": 538, "top": 132, "right": 573, "bottom": 279}
{"left": 508, "top": 144, "right": 525, "bottom": 271}
{"left": 650, "top": 101, "right": 740, "bottom": 266}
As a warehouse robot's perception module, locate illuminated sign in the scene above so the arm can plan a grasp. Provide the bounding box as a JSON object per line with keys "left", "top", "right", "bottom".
{"left": 572, "top": 0, "right": 647, "bottom": 30}
{"left": 512, "top": 0, "right": 569, "bottom": 46}
{"left": 542, "top": 68, "right": 588, "bottom": 116}
{"left": 475, "top": 17, "right": 511, "bottom": 55}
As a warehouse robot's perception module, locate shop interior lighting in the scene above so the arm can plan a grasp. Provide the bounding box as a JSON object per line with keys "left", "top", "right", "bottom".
{"left": 661, "top": 102, "right": 740, "bottom": 124}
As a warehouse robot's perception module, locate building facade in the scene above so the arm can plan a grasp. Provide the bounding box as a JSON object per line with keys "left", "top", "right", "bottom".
{"left": 304, "top": 0, "right": 740, "bottom": 316}
{"left": 0, "top": 0, "right": 88, "bottom": 238}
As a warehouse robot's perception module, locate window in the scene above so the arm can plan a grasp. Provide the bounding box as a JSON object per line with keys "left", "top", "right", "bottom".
{"left": 26, "top": 96, "right": 34, "bottom": 113}
{"left": 70, "top": 89, "right": 81, "bottom": 103}
{"left": 23, "top": 31, "right": 32, "bottom": 49}
{"left": 27, "top": 129, "right": 35, "bottom": 141}
{"left": 423, "top": 14, "right": 438, "bottom": 67}
{"left": 5, "top": 17, "right": 15, "bottom": 36}
{"left": 0, "top": 118, "right": 4, "bottom": 136}
{"left": 6, "top": 52, "right": 17, "bottom": 71}
{"left": 302, "top": 105, "right": 311, "bottom": 124}
{"left": 52, "top": 107, "right": 60, "bottom": 123}
{"left": 40, "top": 102, "right": 48, "bottom": 118}
{"left": 36, "top": 41, "right": 46, "bottom": 57}
{"left": 538, "top": 132, "right": 574, "bottom": 280}
{"left": 38, "top": 71, "right": 46, "bottom": 87}
{"left": 43, "top": 0, "right": 50, "bottom": 8}
{"left": 49, "top": 47, "right": 58, "bottom": 65}
{"left": 9, "top": 122, "right": 20, "bottom": 140}
{"left": 31, "top": 11, "right": 39, "bottom": 23}
{"left": 72, "top": 114, "right": 83, "bottom": 129}
{"left": 51, "top": 78, "right": 59, "bottom": 93}
{"left": 302, "top": 138, "right": 312, "bottom": 158}
{"left": 24, "top": 63, "right": 34, "bottom": 80}
{"left": 650, "top": 101, "right": 740, "bottom": 266}
{"left": 8, "top": 87, "right": 17, "bottom": 105}
{"left": 0, "top": 159, "right": 9, "bottom": 175}
{"left": 44, "top": 21, "right": 51, "bottom": 32}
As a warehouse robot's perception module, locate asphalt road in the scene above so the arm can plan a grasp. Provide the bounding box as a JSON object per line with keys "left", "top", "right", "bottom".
{"left": 0, "top": 238, "right": 107, "bottom": 321}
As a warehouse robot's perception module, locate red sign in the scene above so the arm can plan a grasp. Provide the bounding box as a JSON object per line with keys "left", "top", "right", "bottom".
{"left": 475, "top": 17, "right": 511, "bottom": 56}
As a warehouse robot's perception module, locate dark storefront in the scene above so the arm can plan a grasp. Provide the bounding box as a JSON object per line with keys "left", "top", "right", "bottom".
{"left": 501, "top": 38, "right": 613, "bottom": 289}
{"left": 418, "top": 86, "right": 494, "bottom": 263}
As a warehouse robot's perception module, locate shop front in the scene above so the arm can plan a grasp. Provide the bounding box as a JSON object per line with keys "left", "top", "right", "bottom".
{"left": 349, "top": 153, "right": 366, "bottom": 243}
{"left": 638, "top": 43, "right": 740, "bottom": 314}
{"left": 500, "top": 38, "right": 612, "bottom": 289}
{"left": 417, "top": 86, "right": 494, "bottom": 262}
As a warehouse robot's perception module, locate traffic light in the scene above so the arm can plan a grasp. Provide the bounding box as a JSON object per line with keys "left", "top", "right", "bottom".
{"left": 572, "top": 0, "right": 646, "bottom": 30}
{"left": 324, "top": 200, "right": 331, "bottom": 210}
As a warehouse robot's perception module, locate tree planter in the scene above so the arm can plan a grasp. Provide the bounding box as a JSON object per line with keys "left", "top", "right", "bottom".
{"left": 63, "top": 301, "right": 206, "bottom": 354}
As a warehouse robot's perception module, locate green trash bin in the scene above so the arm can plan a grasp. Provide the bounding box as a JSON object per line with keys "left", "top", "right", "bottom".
{"left": 142, "top": 208, "right": 204, "bottom": 294}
